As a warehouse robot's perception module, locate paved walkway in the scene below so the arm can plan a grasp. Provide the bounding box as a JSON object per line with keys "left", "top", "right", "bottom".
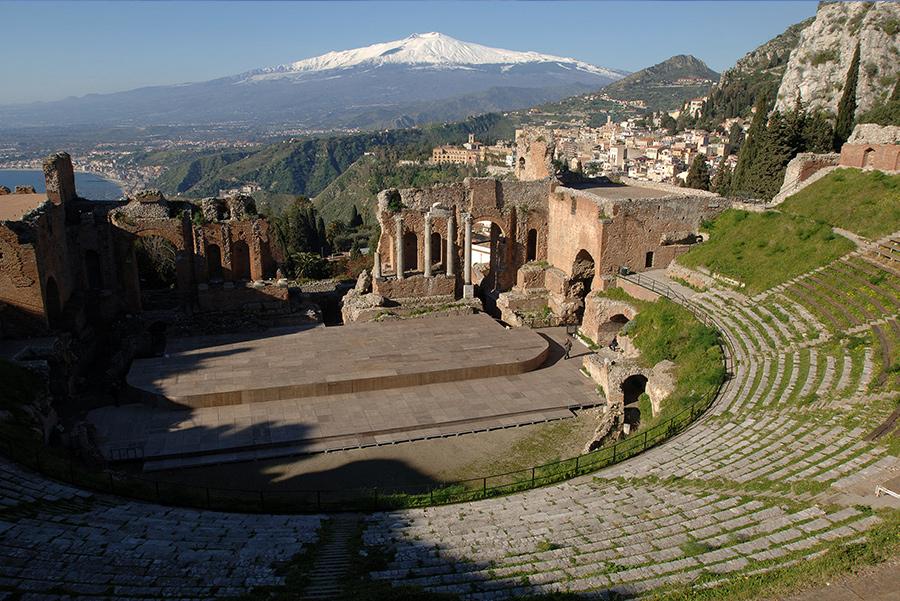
{"left": 90, "top": 324, "right": 598, "bottom": 470}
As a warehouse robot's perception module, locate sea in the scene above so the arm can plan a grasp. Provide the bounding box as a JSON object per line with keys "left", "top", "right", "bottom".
{"left": 0, "top": 169, "right": 124, "bottom": 200}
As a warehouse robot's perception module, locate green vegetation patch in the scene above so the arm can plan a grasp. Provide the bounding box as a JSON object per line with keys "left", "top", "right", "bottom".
{"left": 597, "top": 288, "right": 725, "bottom": 425}
{"left": 678, "top": 209, "right": 854, "bottom": 294}
{"left": 781, "top": 169, "right": 900, "bottom": 240}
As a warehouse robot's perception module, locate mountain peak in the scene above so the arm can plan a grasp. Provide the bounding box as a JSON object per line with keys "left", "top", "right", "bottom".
{"left": 250, "top": 32, "right": 624, "bottom": 80}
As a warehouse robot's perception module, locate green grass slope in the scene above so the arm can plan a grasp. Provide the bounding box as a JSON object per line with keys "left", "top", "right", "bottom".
{"left": 677, "top": 209, "right": 855, "bottom": 294}
{"left": 780, "top": 169, "right": 900, "bottom": 240}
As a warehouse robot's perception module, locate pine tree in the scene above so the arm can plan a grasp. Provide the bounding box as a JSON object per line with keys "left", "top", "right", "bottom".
{"left": 833, "top": 42, "right": 860, "bottom": 150}
{"left": 802, "top": 111, "right": 834, "bottom": 153}
{"left": 316, "top": 216, "right": 328, "bottom": 255}
{"left": 732, "top": 95, "right": 769, "bottom": 196}
{"left": 727, "top": 123, "right": 745, "bottom": 154}
{"left": 753, "top": 111, "right": 797, "bottom": 200}
{"left": 685, "top": 154, "right": 711, "bottom": 191}
{"left": 711, "top": 157, "right": 732, "bottom": 196}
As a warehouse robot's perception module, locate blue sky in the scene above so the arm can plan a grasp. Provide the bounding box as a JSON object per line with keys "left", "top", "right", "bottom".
{"left": 0, "top": 1, "right": 818, "bottom": 104}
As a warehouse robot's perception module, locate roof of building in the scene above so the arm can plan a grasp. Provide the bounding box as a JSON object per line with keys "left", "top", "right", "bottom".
{"left": 0, "top": 193, "right": 48, "bottom": 222}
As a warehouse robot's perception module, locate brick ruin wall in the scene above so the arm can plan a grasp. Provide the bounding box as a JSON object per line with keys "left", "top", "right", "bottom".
{"left": 839, "top": 144, "right": 900, "bottom": 171}
{"left": 373, "top": 178, "right": 552, "bottom": 295}
{"left": 1, "top": 154, "right": 287, "bottom": 339}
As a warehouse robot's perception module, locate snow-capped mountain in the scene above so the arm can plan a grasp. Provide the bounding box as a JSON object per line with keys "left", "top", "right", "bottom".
{"left": 249, "top": 32, "right": 622, "bottom": 80}
{"left": 0, "top": 32, "right": 625, "bottom": 131}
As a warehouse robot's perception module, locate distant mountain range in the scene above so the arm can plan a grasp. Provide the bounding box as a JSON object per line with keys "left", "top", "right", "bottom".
{"left": 0, "top": 32, "right": 625, "bottom": 131}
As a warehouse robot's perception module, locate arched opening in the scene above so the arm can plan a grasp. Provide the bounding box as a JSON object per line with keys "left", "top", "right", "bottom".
{"left": 471, "top": 219, "right": 506, "bottom": 293}
{"left": 526, "top": 228, "right": 538, "bottom": 262}
{"left": 430, "top": 232, "right": 442, "bottom": 268}
{"left": 621, "top": 374, "right": 648, "bottom": 428}
{"left": 207, "top": 244, "right": 223, "bottom": 282}
{"left": 645, "top": 251, "right": 655, "bottom": 269}
{"left": 403, "top": 231, "right": 418, "bottom": 273}
{"left": 863, "top": 147, "right": 875, "bottom": 168}
{"left": 84, "top": 249, "right": 103, "bottom": 290}
{"left": 571, "top": 249, "right": 595, "bottom": 323}
{"left": 232, "top": 240, "right": 251, "bottom": 281}
{"left": 44, "top": 276, "right": 62, "bottom": 329}
{"left": 135, "top": 235, "right": 179, "bottom": 310}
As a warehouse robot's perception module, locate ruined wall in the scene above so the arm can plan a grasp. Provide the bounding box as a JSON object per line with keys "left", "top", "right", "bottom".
{"left": 515, "top": 128, "right": 554, "bottom": 181}
{"left": 0, "top": 221, "right": 45, "bottom": 333}
{"left": 839, "top": 144, "right": 900, "bottom": 171}
{"left": 546, "top": 189, "right": 607, "bottom": 287}
{"left": 374, "top": 178, "right": 551, "bottom": 295}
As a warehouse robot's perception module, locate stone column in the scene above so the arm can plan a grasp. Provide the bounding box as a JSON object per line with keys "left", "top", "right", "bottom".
{"left": 373, "top": 251, "right": 382, "bottom": 279}
{"left": 463, "top": 212, "right": 473, "bottom": 285}
{"left": 446, "top": 213, "right": 456, "bottom": 277}
{"left": 423, "top": 213, "right": 433, "bottom": 278}
{"left": 394, "top": 215, "right": 404, "bottom": 280}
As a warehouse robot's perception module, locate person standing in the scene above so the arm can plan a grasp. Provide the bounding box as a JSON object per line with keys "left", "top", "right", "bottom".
{"left": 563, "top": 336, "right": 572, "bottom": 360}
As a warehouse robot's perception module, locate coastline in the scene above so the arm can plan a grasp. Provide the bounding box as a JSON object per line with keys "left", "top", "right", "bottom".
{"left": 0, "top": 167, "right": 129, "bottom": 196}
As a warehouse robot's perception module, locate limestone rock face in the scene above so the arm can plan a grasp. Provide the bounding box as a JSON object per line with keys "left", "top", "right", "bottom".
{"left": 848, "top": 123, "right": 900, "bottom": 145}
{"left": 775, "top": 2, "right": 900, "bottom": 115}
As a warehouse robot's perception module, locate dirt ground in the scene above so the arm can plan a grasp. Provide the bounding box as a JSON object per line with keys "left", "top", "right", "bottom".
{"left": 150, "top": 409, "right": 601, "bottom": 492}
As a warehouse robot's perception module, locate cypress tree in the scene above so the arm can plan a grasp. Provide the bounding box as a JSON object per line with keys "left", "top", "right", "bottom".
{"left": 753, "top": 111, "right": 796, "bottom": 200}
{"left": 802, "top": 111, "right": 834, "bottom": 153}
{"left": 685, "top": 154, "right": 711, "bottom": 191}
{"left": 732, "top": 95, "right": 769, "bottom": 196}
{"left": 833, "top": 42, "right": 861, "bottom": 150}
{"left": 711, "top": 157, "right": 732, "bottom": 196}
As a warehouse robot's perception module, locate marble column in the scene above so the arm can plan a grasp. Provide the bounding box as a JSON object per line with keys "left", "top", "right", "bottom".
{"left": 373, "top": 251, "right": 381, "bottom": 279}
{"left": 394, "top": 215, "right": 404, "bottom": 280}
{"left": 423, "top": 213, "right": 433, "bottom": 278}
{"left": 446, "top": 213, "right": 456, "bottom": 277}
{"left": 463, "top": 212, "right": 473, "bottom": 285}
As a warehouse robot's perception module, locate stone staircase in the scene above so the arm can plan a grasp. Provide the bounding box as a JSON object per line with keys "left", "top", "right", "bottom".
{"left": 302, "top": 514, "right": 359, "bottom": 600}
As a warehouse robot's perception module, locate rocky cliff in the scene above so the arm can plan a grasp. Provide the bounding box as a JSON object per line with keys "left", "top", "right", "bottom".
{"left": 775, "top": 1, "right": 900, "bottom": 115}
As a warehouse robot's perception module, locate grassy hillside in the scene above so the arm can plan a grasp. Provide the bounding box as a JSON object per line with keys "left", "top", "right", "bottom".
{"left": 149, "top": 113, "right": 514, "bottom": 200}
{"left": 312, "top": 153, "right": 486, "bottom": 224}
{"left": 780, "top": 169, "right": 900, "bottom": 240}
{"left": 677, "top": 209, "right": 855, "bottom": 294}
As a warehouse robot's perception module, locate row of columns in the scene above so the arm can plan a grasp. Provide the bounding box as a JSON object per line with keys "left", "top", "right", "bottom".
{"left": 383, "top": 212, "right": 473, "bottom": 284}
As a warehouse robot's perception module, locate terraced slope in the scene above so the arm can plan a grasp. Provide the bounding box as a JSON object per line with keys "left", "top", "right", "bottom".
{"left": 360, "top": 253, "right": 899, "bottom": 599}
{"left": 0, "top": 251, "right": 897, "bottom": 600}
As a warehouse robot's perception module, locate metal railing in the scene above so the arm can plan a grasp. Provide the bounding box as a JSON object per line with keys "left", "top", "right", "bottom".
{"left": 1, "top": 273, "right": 732, "bottom": 514}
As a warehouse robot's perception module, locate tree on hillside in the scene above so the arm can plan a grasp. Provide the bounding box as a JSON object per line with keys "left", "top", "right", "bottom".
{"left": 753, "top": 111, "right": 799, "bottom": 200}
{"left": 727, "top": 123, "right": 745, "bottom": 154}
{"left": 833, "top": 42, "right": 861, "bottom": 151}
{"left": 660, "top": 113, "right": 677, "bottom": 135}
{"left": 685, "top": 154, "right": 711, "bottom": 191}
{"left": 711, "top": 158, "right": 732, "bottom": 196}
{"left": 802, "top": 111, "right": 835, "bottom": 152}
{"left": 349, "top": 204, "right": 364, "bottom": 228}
{"left": 731, "top": 95, "right": 770, "bottom": 196}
